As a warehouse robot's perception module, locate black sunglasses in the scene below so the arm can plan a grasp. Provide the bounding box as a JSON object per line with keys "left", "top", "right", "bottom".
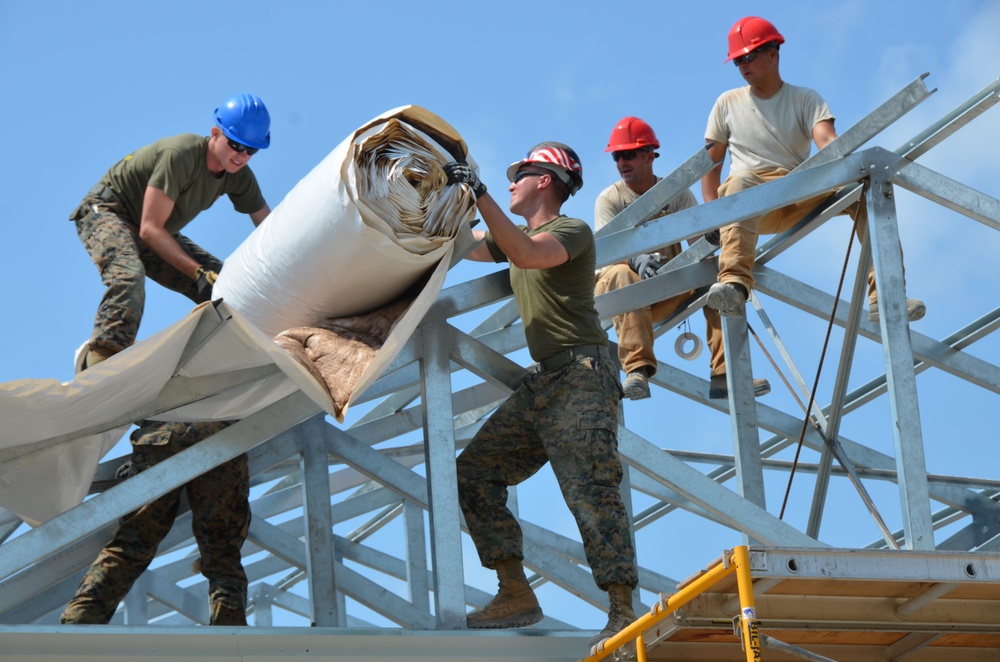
{"left": 733, "top": 48, "right": 770, "bottom": 67}
{"left": 611, "top": 148, "right": 651, "bottom": 162}
{"left": 513, "top": 170, "right": 544, "bottom": 183}
{"left": 227, "top": 138, "right": 259, "bottom": 156}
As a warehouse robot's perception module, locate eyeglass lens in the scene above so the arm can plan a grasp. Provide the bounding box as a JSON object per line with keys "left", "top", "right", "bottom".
{"left": 227, "top": 138, "right": 259, "bottom": 156}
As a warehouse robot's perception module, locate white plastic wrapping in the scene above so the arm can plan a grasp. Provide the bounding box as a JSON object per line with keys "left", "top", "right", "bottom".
{"left": 214, "top": 105, "right": 477, "bottom": 337}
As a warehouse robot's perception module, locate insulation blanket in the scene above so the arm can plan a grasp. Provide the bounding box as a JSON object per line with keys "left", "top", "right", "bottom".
{"left": 214, "top": 104, "right": 477, "bottom": 336}
{"left": 0, "top": 105, "right": 477, "bottom": 526}
{"left": 0, "top": 301, "right": 333, "bottom": 527}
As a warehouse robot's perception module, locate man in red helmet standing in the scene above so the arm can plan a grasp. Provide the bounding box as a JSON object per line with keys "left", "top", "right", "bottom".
{"left": 594, "top": 116, "right": 770, "bottom": 401}
{"left": 702, "top": 17, "right": 924, "bottom": 323}
{"left": 71, "top": 93, "right": 273, "bottom": 371}
{"left": 444, "top": 145, "right": 639, "bottom": 653}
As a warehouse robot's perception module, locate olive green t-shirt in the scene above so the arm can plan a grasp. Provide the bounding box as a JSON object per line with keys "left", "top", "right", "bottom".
{"left": 99, "top": 133, "right": 266, "bottom": 234}
{"left": 485, "top": 215, "right": 607, "bottom": 362}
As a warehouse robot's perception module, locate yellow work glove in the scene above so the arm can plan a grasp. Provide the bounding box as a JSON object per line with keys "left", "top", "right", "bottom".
{"left": 193, "top": 267, "right": 219, "bottom": 297}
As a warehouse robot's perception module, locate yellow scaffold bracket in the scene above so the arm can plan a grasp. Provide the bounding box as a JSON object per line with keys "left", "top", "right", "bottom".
{"left": 581, "top": 545, "right": 761, "bottom": 662}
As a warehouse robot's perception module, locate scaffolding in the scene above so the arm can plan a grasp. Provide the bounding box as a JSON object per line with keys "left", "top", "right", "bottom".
{"left": 1, "top": 74, "right": 999, "bottom": 661}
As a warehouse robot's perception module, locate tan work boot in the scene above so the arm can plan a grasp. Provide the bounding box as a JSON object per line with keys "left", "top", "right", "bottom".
{"left": 467, "top": 557, "right": 543, "bottom": 629}
{"left": 588, "top": 584, "right": 638, "bottom": 658}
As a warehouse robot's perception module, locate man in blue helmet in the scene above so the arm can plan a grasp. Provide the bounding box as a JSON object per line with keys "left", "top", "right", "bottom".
{"left": 444, "top": 145, "right": 638, "bottom": 655}
{"left": 60, "top": 95, "right": 271, "bottom": 626}
{"left": 70, "top": 93, "right": 272, "bottom": 370}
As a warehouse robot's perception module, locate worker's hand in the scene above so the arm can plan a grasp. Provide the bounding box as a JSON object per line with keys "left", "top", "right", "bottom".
{"left": 628, "top": 253, "right": 665, "bottom": 280}
{"left": 443, "top": 162, "right": 487, "bottom": 199}
{"left": 704, "top": 229, "right": 721, "bottom": 246}
{"left": 114, "top": 460, "right": 135, "bottom": 480}
{"left": 193, "top": 267, "right": 219, "bottom": 297}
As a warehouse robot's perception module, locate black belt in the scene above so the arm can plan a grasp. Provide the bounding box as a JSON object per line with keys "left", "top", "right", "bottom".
{"left": 534, "top": 344, "right": 609, "bottom": 373}
{"left": 87, "top": 184, "right": 120, "bottom": 203}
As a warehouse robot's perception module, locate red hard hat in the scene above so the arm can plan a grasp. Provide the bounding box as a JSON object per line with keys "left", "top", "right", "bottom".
{"left": 605, "top": 116, "right": 660, "bottom": 152}
{"left": 725, "top": 16, "right": 785, "bottom": 62}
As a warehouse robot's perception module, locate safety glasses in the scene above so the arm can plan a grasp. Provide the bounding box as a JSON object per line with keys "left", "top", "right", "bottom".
{"left": 733, "top": 48, "right": 770, "bottom": 67}
{"left": 611, "top": 148, "right": 651, "bottom": 162}
{"left": 513, "top": 170, "right": 544, "bottom": 183}
{"left": 227, "top": 138, "right": 259, "bottom": 156}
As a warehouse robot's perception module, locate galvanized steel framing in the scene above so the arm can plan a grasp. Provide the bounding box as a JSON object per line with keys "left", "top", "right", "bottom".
{"left": 1, "top": 75, "right": 999, "bottom": 660}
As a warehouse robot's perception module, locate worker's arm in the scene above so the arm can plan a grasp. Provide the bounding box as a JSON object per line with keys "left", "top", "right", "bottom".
{"left": 700, "top": 140, "right": 728, "bottom": 204}
{"left": 249, "top": 203, "right": 271, "bottom": 227}
{"left": 699, "top": 141, "right": 729, "bottom": 246}
{"left": 474, "top": 192, "right": 569, "bottom": 270}
{"left": 463, "top": 229, "right": 494, "bottom": 262}
{"left": 137, "top": 186, "right": 203, "bottom": 279}
{"left": 812, "top": 119, "right": 838, "bottom": 151}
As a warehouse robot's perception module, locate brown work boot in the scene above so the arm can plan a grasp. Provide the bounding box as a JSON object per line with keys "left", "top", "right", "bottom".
{"left": 210, "top": 600, "right": 248, "bottom": 626}
{"left": 466, "top": 557, "right": 543, "bottom": 629}
{"left": 588, "top": 584, "right": 639, "bottom": 659}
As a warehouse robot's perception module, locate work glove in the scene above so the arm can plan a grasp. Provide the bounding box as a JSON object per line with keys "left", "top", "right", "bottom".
{"left": 443, "top": 162, "right": 487, "bottom": 199}
{"left": 628, "top": 253, "right": 665, "bottom": 280}
{"left": 114, "top": 459, "right": 135, "bottom": 480}
{"left": 704, "top": 229, "right": 721, "bottom": 246}
{"left": 194, "top": 267, "right": 219, "bottom": 298}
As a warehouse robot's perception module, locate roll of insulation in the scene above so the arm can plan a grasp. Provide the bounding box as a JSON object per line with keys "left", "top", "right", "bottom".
{"left": 213, "top": 105, "right": 478, "bottom": 338}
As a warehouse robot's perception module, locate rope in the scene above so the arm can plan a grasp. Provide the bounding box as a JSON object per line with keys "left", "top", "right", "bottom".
{"left": 776, "top": 228, "right": 856, "bottom": 520}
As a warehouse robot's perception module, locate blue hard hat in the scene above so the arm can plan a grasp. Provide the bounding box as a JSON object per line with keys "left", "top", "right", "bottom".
{"left": 213, "top": 93, "right": 271, "bottom": 150}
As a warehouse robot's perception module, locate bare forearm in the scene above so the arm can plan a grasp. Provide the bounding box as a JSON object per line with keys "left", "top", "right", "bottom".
{"left": 475, "top": 194, "right": 534, "bottom": 263}
{"left": 701, "top": 167, "right": 722, "bottom": 203}
{"left": 140, "top": 226, "right": 201, "bottom": 277}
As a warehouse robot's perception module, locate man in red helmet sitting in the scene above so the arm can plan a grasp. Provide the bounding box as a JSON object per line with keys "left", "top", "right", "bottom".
{"left": 703, "top": 16, "right": 924, "bottom": 324}
{"left": 594, "top": 116, "right": 770, "bottom": 401}
{"left": 70, "top": 93, "right": 273, "bottom": 371}
{"left": 444, "top": 144, "right": 639, "bottom": 654}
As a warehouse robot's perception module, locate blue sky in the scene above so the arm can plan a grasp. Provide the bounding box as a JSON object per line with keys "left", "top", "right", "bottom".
{"left": 1, "top": 0, "right": 999, "bottom": 629}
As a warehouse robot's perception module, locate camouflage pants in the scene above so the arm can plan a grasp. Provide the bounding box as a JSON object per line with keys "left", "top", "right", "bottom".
{"left": 456, "top": 355, "right": 638, "bottom": 590}
{"left": 72, "top": 192, "right": 222, "bottom": 355}
{"left": 60, "top": 421, "right": 251, "bottom": 626}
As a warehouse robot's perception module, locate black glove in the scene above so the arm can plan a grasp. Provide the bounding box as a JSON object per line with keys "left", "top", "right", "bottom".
{"left": 628, "top": 253, "right": 665, "bottom": 280}
{"left": 443, "top": 162, "right": 487, "bottom": 199}
{"left": 194, "top": 267, "right": 218, "bottom": 298}
{"left": 704, "top": 229, "right": 721, "bottom": 246}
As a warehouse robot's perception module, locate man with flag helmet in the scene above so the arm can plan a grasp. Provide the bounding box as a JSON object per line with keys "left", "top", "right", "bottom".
{"left": 444, "top": 144, "right": 638, "bottom": 653}
{"left": 702, "top": 17, "right": 924, "bottom": 324}
{"left": 594, "top": 117, "right": 770, "bottom": 401}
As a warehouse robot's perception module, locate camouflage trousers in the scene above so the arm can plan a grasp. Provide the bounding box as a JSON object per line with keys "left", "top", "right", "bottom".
{"left": 60, "top": 421, "right": 251, "bottom": 626}
{"left": 72, "top": 191, "right": 222, "bottom": 355}
{"left": 456, "top": 354, "right": 638, "bottom": 590}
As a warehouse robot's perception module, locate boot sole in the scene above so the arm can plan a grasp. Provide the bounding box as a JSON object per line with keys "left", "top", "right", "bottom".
{"left": 467, "top": 606, "right": 543, "bottom": 629}
{"left": 622, "top": 385, "right": 651, "bottom": 400}
{"left": 709, "top": 380, "right": 771, "bottom": 399}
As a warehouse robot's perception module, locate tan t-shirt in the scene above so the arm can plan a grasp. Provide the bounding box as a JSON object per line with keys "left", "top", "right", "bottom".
{"left": 594, "top": 179, "right": 698, "bottom": 262}
{"left": 705, "top": 83, "right": 834, "bottom": 175}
